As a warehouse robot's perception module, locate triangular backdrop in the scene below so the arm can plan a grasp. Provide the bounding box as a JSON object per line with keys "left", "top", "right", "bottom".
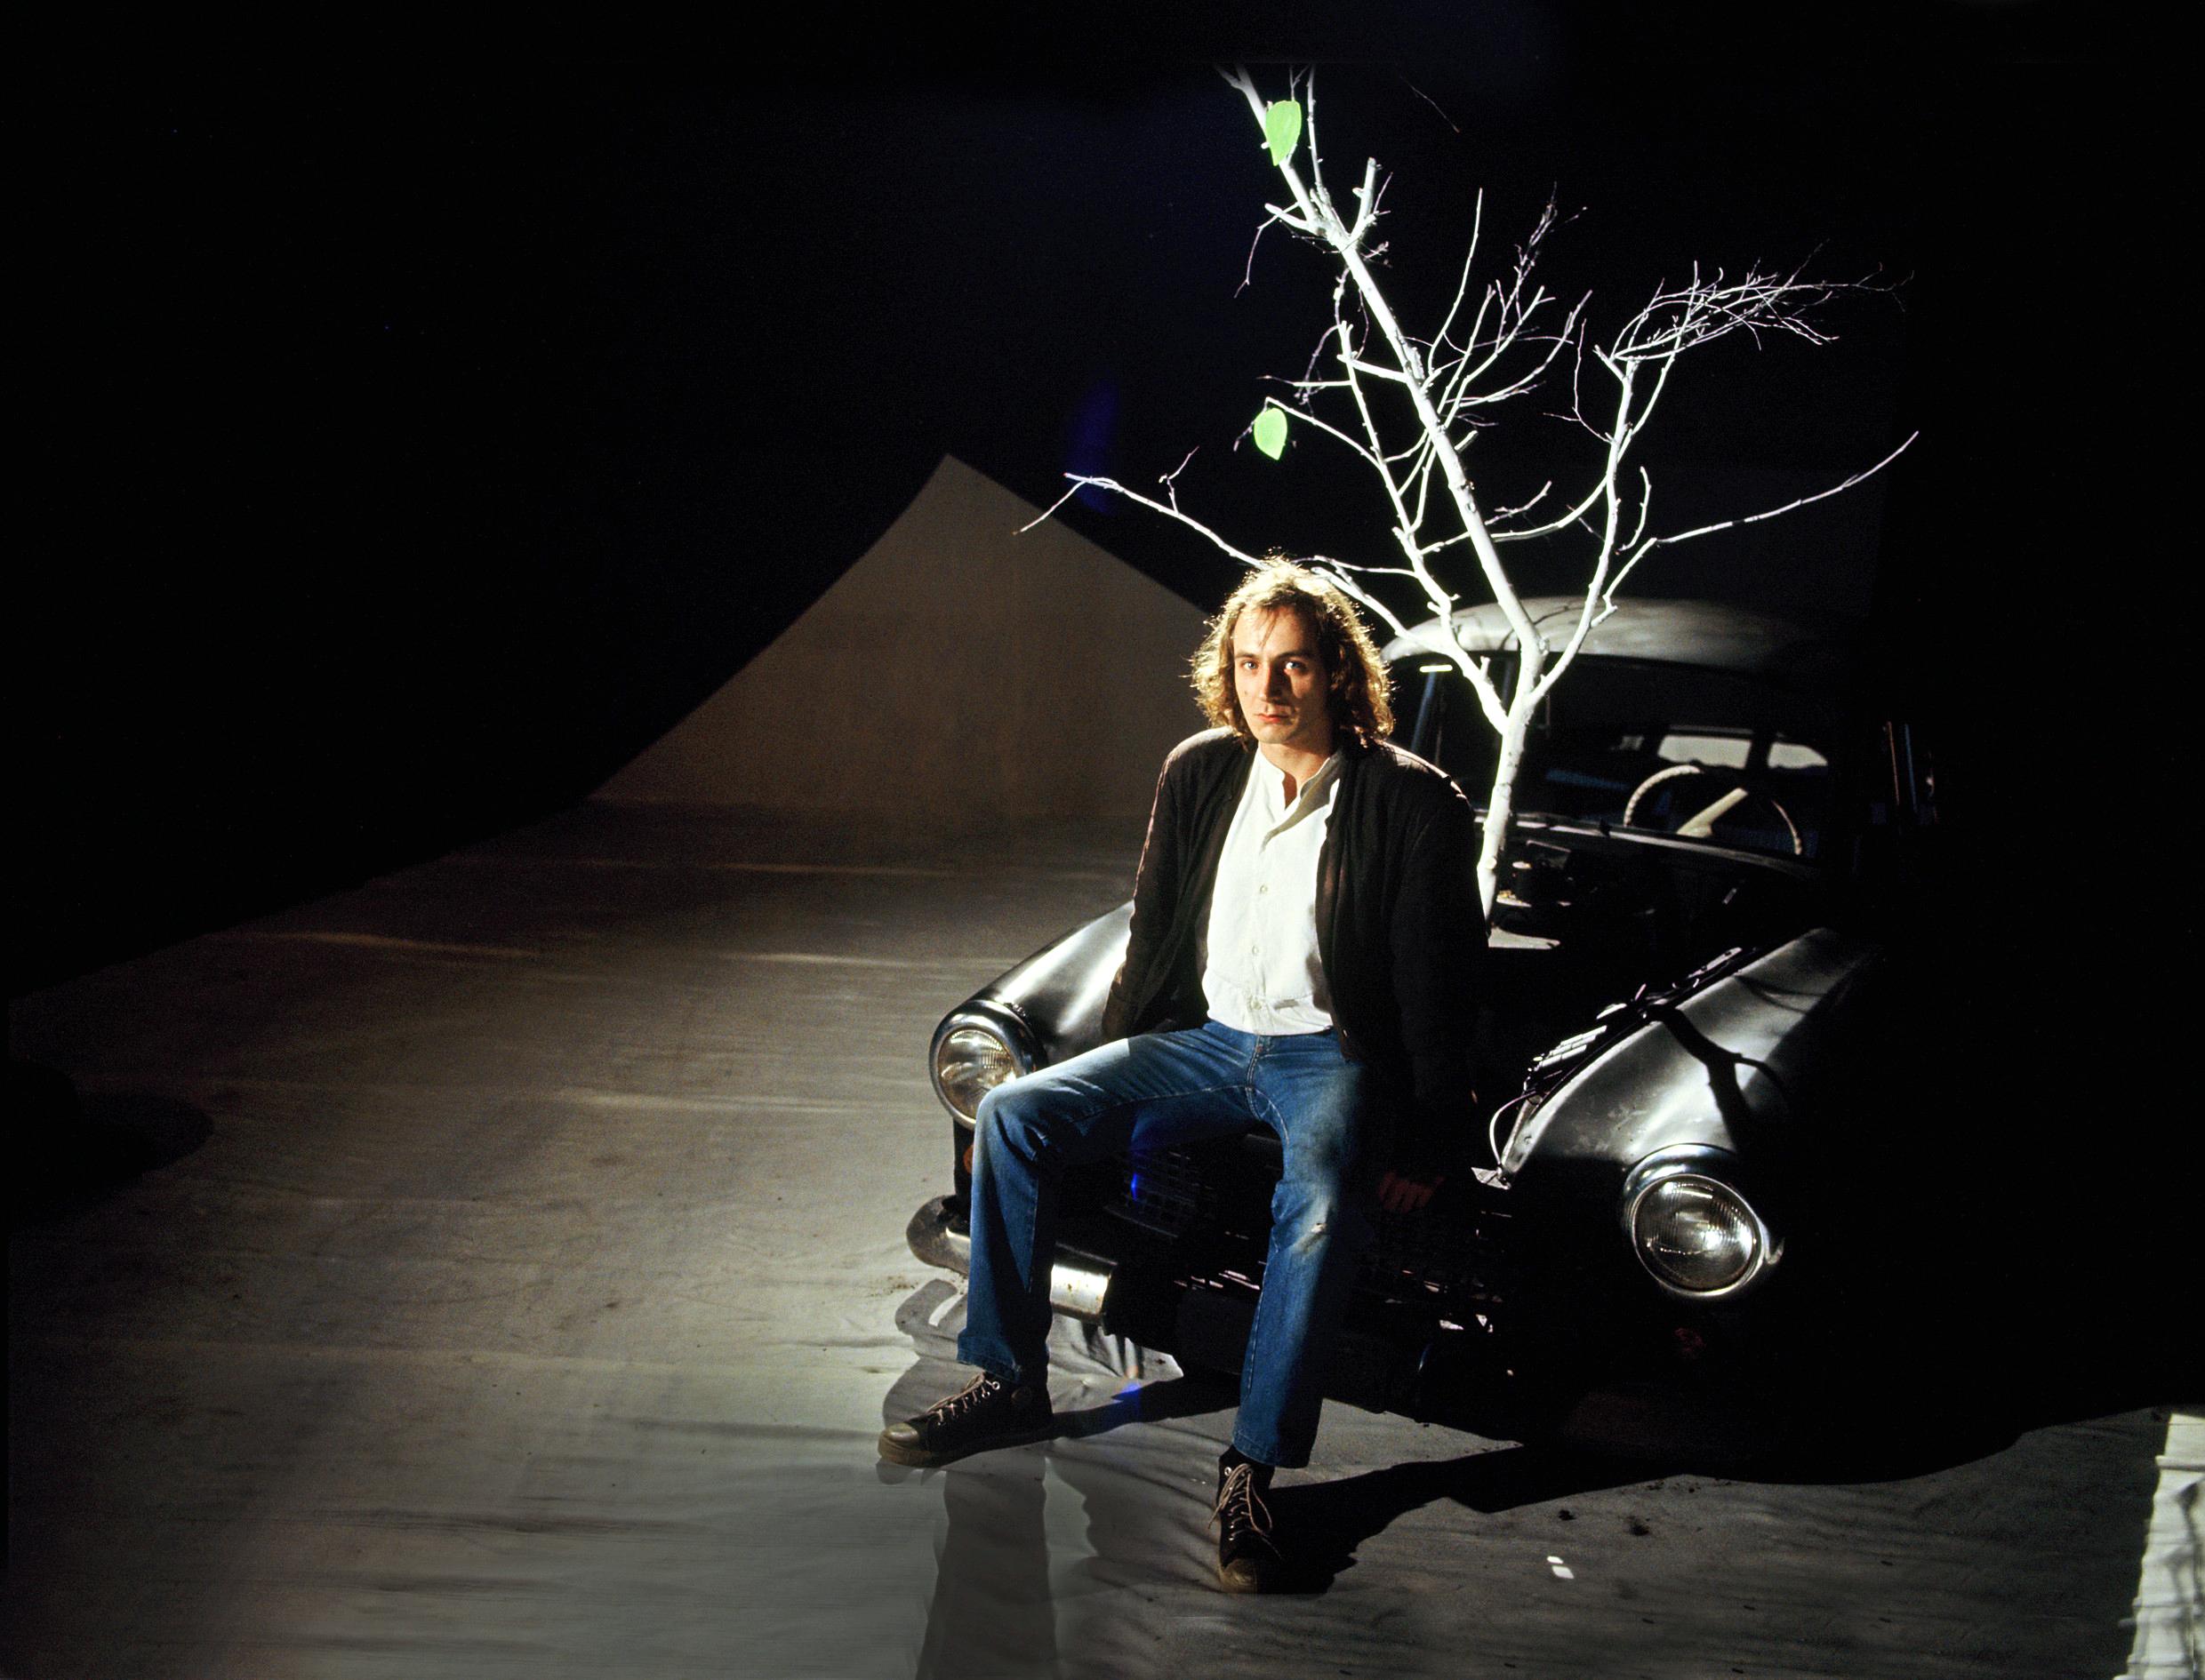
{"left": 594, "top": 455, "right": 1211, "bottom": 820}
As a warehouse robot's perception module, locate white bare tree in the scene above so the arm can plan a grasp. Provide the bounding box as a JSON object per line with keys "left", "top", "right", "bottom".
{"left": 1028, "top": 66, "right": 1915, "bottom": 917}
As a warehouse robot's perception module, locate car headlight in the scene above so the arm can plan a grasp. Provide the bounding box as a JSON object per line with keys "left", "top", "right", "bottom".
{"left": 1628, "top": 1173, "right": 1768, "bottom": 1297}
{"left": 933, "top": 1024, "right": 1021, "bottom": 1122}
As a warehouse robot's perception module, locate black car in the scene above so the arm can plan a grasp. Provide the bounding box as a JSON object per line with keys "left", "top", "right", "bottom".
{"left": 908, "top": 597, "right": 1943, "bottom": 1452}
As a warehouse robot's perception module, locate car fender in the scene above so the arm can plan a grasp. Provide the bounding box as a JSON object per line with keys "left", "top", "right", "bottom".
{"left": 974, "top": 902, "right": 1132, "bottom": 1071}
{"left": 1501, "top": 927, "right": 1886, "bottom": 1252}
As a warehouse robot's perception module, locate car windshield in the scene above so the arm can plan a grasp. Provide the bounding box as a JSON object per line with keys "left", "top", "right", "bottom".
{"left": 1390, "top": 654, "right": 1843, "bottom": 860}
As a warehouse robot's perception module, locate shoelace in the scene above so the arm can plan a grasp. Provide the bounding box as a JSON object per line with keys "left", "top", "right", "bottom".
{"left": 931, "top": 1374, "right": 1001, "bottom": 1420}
{"left": 1213, "top": 1462, "right": 1275, "bottom": 1543}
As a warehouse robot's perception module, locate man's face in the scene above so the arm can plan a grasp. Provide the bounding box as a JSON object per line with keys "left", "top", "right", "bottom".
{"left": 1231, "top": 606, "right": 1335, "bottom": 762}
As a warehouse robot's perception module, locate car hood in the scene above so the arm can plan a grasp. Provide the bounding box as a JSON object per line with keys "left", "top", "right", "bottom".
{"left": 1383, "top": 596, "right": 1853, "bottom": 695}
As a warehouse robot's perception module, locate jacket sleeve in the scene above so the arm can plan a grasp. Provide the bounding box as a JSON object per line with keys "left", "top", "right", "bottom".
{"left": 1100, "top": 747, "right": 1188, "bottom": 1043}
{"left": 1387, "top": 783, "right": 1488, "bottom": 1179}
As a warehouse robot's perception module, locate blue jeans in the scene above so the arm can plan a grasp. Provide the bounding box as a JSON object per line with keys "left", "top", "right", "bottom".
{"left": 958, "top": 1019, "right": 1378, "bottom": 1469}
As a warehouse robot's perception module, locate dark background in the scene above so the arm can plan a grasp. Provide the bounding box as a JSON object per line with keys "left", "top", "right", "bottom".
{"left": 15, "top": 5, "right": 2172, "bottom": 995}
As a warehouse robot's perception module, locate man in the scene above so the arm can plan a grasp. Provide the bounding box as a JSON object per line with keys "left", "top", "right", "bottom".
{"left": 879, "top": 559, "right": 1485, "bottom": 1592}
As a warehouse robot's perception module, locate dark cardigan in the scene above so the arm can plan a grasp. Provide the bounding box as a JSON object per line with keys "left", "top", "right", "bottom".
{"left": 1099, "top": 728, "right": 1488, "bottom": 1175}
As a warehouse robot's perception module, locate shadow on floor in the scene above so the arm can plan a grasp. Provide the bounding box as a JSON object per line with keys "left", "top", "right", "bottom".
{"left": 8, "top": 1060, "right": 212, "bottom": 1226}
{"left": 1267, "top": 1443, "right": 1672, "bottom": 1593}
{"left": 883, "top": 1269, "right": 2198, "bottom": 1604}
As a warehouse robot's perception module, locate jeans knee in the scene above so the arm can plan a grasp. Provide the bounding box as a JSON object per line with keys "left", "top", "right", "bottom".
{"left": 1287, "top": 1206, "right": 1336, "bottom": 1257}
{"left": 1273, "top": 1186, "right": 1370, "bottom": 1257}
{"left": 974, "top": 1084, "right": 1014, "bottom": 1152}
{"left": 975, "top": 1083, "right": 1049, "bottom": 1169}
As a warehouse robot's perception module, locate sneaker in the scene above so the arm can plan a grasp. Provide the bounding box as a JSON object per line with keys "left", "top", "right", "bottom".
{"left": 878, "top": 1372, "right": 1053, "bottom": 1468}
{"left": 1212, "top": 1457, "right": 1284, "bottom": 1593}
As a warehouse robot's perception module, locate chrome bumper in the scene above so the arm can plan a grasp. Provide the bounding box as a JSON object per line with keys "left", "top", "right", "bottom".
{"left": 903, "top": 1195, "right": 1116, "bottom": 1323}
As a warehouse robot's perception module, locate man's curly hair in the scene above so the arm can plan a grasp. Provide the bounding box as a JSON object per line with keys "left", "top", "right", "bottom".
{"left": 1191, "top": 557, "right": 1394, "bottom": 747}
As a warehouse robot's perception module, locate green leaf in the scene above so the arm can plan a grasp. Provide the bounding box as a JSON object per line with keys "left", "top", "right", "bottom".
{"left": 1263, "top": 100, "right": 1303, "bottom": 168}
{"left": 1252, "top": 405, "right": 1288, "bottom": 460}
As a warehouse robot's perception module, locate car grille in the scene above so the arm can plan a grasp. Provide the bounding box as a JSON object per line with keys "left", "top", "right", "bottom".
{"left": 1108, "top": 1144, "right": 1214, "bottom": 1238}
{"left": 1098, "top": 1142, "right": 1511, "bottom": 1310}
{"left": 1363, "top": 1199, "right": 1512, "bottom": 1308}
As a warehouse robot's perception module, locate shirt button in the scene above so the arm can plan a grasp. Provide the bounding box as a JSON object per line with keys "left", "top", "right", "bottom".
{"left": 1258, "top": 884, "right": 1269, "bottom": 894}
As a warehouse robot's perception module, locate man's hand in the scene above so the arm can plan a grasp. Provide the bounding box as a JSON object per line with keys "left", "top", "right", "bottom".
{"left": 1376, "top": 1170, "right": 1442, "bottom": 1214}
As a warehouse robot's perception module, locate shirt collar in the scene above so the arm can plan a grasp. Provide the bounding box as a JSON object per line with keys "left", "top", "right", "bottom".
{"left": 1255, "top": 748, "right": 1342, "bottom": 814}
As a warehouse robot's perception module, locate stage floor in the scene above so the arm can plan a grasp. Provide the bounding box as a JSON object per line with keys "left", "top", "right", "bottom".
{"left": 6, "top": 803, "right": 2173, "bottom": 1678}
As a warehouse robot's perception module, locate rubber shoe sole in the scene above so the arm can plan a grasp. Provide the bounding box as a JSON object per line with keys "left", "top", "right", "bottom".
{"left": 877, "top": 1380, "right": 1054, "bottom": 1468}
{"left": 876, "top": 1415, "right": 1054, "bottom": 1468}
{"left": 1217, "top": 1553, "right": 1281, "bottom": 1594}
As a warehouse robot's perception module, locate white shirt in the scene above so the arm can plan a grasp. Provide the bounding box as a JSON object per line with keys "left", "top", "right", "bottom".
{"left": 1201, "top": 749, "right": 1342, "bottom": 1035}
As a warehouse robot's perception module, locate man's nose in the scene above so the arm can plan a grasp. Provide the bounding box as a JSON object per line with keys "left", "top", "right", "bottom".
{"left": 1263, "top": 665, "right": 1290, "bottom": 696}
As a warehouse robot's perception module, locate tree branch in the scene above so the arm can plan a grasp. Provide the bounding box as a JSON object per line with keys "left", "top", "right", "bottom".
{"left": 1608, "top": 431, "right": 1920, "bottom": 602}
{"left": 1018, "top": 474, "right": 1271, "bottom": 569}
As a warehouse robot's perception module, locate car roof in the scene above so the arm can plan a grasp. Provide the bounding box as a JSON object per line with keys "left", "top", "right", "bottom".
{"left": 1381, "top": 596, "right": 1852, "bottom": 692}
